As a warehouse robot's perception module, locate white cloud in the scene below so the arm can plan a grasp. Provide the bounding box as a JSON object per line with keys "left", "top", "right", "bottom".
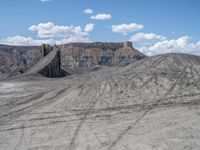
{"left": 91, "top": 14, "right": 112, "bottom": 20}
{"left": 129, "top": 32, "right": 200, "bottom": 56}
{"left": 112, "top": 23, "right": 144, "bottom": 35}
{"left": 0, "top": 35, "right": 91, "bottom": 46}
{"left": 0, "top": 35, "right": 51, "bottom": 46}
{"left": 137, "top": 36, "right": 200, "bottom": 56}
{"left": 55, "top": 37, "right": 91, "bottom": 45}
{"left": 40, "top": 0, "right": 51, "bottom": 2}
{"left": 0, "top": 22, "right": 94, "bottom": 46}
{"left": 84, "top": 23, "right": 94, "bottom": 33}
{"left": 28, "top": 22, "right": 93, "bottom": 38}
{"left": 83, "top": 9, "right": 93, "bottom": 14}
{"left": 130, "top": 33, "right": 166, "bottom": 44}
{"left": 149, "top": 36, "right": 189, "bottom": 50}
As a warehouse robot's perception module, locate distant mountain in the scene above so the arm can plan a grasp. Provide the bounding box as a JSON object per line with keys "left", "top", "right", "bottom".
{"left": 0, "top": 42, "right": 146, "bottom": 78}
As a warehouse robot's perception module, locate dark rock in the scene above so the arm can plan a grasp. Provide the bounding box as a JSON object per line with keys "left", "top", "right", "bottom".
{"left": 39, "top": 44, "right": 68, "bottom": 77}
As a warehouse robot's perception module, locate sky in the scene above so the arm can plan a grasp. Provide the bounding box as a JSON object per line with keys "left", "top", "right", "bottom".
{"left": 0, "top": 0, "right": 200, "bottom": 56}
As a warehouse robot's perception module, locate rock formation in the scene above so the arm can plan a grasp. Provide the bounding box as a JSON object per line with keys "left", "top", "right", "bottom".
{"left": 0, "top": 42, "right": 146, "bottom": 78}
{"left": 61, "top": 42, "right": 145, "bottom": 71}
{"left": 23, "top": 44, "right": 70, "bottom": 77}
{"left": 39, "top": 44, "right": 62, "bottom": 77}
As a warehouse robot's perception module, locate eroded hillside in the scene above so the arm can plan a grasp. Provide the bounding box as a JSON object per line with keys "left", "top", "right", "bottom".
{"left": 0, "top": 53, "right": 200, "bottom": 150}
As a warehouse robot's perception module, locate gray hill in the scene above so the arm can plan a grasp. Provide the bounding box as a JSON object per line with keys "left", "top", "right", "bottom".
{"left": 0, "top": 53, "right": 200, "bottom": 149}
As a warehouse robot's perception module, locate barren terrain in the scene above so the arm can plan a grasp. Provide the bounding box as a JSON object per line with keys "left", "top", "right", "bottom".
{"left": 0, "top": 53, "right": 200, "bottom": 150}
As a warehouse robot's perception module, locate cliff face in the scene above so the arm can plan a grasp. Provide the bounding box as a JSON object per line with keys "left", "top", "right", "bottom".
{"left": 0, "top": 42, "right": 146, "bottom": 78}
{"left": 0, "top": 44, "right": 41, "bottom": 78}
{"left": 61, "top": 42, "right": 145, "bottom": 72}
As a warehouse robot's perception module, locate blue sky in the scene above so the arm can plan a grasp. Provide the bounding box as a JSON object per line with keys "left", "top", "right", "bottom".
{"left": 0, "top": 0, "right": 200, "bottom": 55}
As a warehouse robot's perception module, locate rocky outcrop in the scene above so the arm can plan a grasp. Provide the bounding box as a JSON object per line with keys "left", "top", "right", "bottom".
{"left": 39, "top": 44, "right": 62, "bottom": 77}
{"left": 0, "top": 42, "right": 146, "bottom": 78}
{"left": 24, "top": 44, "right": 70, "bottom": 77}
{"left": 61, "top": 42, "right": 145, "bottom": 71}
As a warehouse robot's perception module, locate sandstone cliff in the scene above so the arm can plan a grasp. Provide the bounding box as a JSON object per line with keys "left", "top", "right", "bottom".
{"left": 0, "top": 42, "right": 146, "bottom": 78}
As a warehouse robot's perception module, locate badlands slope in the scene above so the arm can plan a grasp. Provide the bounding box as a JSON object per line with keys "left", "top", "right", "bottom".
{"left": 0, "top": 53, "right": 200, "bottom": 150}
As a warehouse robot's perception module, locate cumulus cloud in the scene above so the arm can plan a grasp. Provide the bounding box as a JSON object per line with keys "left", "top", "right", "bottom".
{"left": 148, "top": 36, "right": 189, "bottom": 50}
{"left": 129, "top": 32, "right": 200, "bottom": 56}
{"left": 0, "top": 35, "right": 91, "bottom": 46}
{"left": 91, "top": 14, "right": 112, "bottom": 20}
{"left": 130, "top": 33, "right": 166, "bottom": 44}
{"left": 28, "top": 22, "right": 93, "bottom": 38}
{"left": 137, "top": 36, "right": 200, "bottom": 56}
{"left": 112, "top": 23, "right": 144, "bottom": 35}
{"left": 83, "top": 9, "right": 93, "bottom": 14}
{"left": 0, "top": 22, "right": 94, "bottom": 46}
{"left": 84, "top": 23, "right": 94, "bottom": 32}
{"left": 0, "top": 35, "right": 51, "bottom": 46}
